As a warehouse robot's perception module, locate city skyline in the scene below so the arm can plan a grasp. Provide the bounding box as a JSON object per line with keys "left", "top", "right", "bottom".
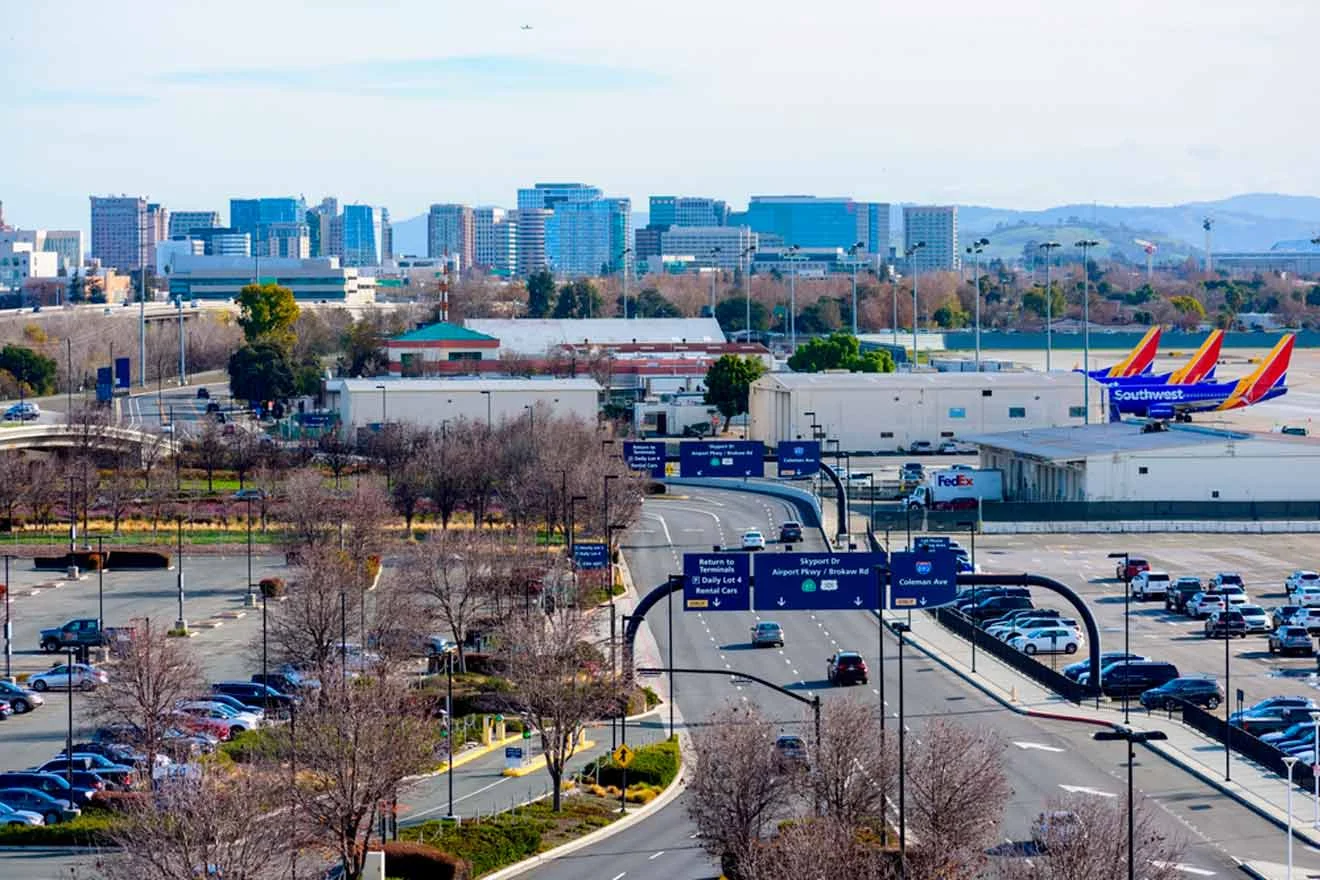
{"left": 5, "top": 0, "right": 1318, "bottom": 232}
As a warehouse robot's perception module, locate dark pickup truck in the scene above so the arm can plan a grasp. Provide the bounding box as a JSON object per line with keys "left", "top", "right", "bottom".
{"left": 40, "top": 619, "right": 134, "bottom": 653}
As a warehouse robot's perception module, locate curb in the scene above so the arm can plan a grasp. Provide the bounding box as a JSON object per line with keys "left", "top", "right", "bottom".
{"left": 404, "top": 731, "right": 525, "bottom": 783}
{"left": 501, "top": 739, "right": 596, "bottom": 778}
{"left": 480, "top": 745, "right": 688, "bottom": 880}
{"left": 885, "top": 610, "right": 1320, "bottom": 850}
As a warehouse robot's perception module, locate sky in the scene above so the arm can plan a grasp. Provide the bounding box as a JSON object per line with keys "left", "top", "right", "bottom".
{"left": 2, "top": 0, "right": 1318, "bottom": 232}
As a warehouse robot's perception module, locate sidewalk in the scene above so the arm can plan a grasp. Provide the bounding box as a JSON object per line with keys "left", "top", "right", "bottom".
{"left": 1242, "top": 861, "right": 1320, "bottom": 879}
{"left": 817, "top": 495, "right": 1320, "bottom": 850}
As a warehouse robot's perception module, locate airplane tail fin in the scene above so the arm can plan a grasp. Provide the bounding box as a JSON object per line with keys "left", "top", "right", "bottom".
{"left": 1167, "top": 329, "right": 1224, "bottom": 385}
{"left": 1217, "top": 335, "right": 1295, "bottom": 410}
{"left": 1102, "top": 326, "right": 1162, "bottom": 379}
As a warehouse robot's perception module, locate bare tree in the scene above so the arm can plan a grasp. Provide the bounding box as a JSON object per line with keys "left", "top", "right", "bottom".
{"left": 104, "top": 765, "right": 302, "bottom": 880}
{"left": 316, "top": 431, "right": 356, "bottom": 490}
{"left": 735, "top": 816, "right": 890, "bottom": 880}
{"left": 87, "top": 618, "right": 205, "bottom": 770}
{"left": 391, "top": 456, "right": 427, "bottom": 534}
{"left": 810, "top": 697, "right": 895, "bottom": 823}
{"left": 0, "top": 451, "right": 27, "bottom": 529}
{"left": 423, "top": 428, "right": 464, "bottom": 529}
{"left": 291, "top": 677, "right": 439, "bottom": 880}
{"left": 100, "top": 459, "right": 136, "bottom": 535}
{"left": 190, "top": 420, "right": 226, "bottom": 494}
{"left": 993, "top": 794, "right": 1187, "bottom": 880}
{"left": 25, "top": 457, "right": 60, "bottom": 532}
{"left": 280, "top": 468, "right": 343, "bottom": 556}
{"left": 500, "top": 606, "right": 620, "bottom": 810}
{"left": 265, "top": 553, "right": 361, "bottom": 688}
{"left": 226, "top": 428, "right": 261, "bottom": 490}
{"left": 686, "top": 704, "right": 798, "bottom": 871}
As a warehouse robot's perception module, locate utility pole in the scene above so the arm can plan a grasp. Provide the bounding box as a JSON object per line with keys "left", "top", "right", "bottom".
{"left": 1039, "top": 241, "right": 1062, "bottom": 371}
{"left": 177, "top": 298, "right": 186, "bottom": 385}
{"left": 1076, "top": 239, "right": 1100, "bottom": 423}
{"left": 904, "top": 242, "right": 926, "bottom": 367}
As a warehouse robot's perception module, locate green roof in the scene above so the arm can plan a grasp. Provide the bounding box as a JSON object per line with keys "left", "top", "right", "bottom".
{"left": 391, "top": 323, "right": 499, "bottom": 344}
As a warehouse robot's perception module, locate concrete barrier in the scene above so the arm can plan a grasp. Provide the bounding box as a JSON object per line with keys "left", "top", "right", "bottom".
{"left": 980, "top": 519, "right": 1320, "bottom": 535}
{"left": 663, "top": 478, "right": 822, "bottom": 528}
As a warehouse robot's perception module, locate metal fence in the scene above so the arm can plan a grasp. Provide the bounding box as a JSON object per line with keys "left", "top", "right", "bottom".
{"left": 871, "top": 500, "right": 1320, "bottom": 530}
{"left": 930, "top": 607, "right": 1092, "bottom": 704}
{"left": 1177, "top": 700, "right": 1320, "bottom": 794}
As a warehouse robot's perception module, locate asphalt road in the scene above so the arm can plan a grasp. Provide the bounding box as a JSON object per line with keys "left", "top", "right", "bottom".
{"left": 525, "top": 484, "right": 1320, "bottom": 879}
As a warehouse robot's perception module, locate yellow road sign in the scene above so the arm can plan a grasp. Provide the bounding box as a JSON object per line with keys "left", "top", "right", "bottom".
{"left": 612, "top": 744, "right": 635, "bottom": 768}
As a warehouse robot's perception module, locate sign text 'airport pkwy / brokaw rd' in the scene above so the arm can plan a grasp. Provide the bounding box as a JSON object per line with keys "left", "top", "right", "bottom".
{"left": 682, "top": 553, "right": 751, "bottom": 611}
{"left": 752, "top": 552, "right": 884, "bottom": 611}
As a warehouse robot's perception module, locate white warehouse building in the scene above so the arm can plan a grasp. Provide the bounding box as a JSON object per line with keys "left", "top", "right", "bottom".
{"left": 963, "top": 422, "right": 1320, "bottom": 502}
{"left": 748, "top": 372, "right": 1105, "bottom": 452}
{"left": 324, "top": 377, "right": 601, "bottom": 435}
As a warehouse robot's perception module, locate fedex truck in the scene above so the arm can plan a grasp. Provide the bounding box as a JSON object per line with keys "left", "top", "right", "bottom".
{"left": 904, "top": 468, "right": 1004, "bottom": 511}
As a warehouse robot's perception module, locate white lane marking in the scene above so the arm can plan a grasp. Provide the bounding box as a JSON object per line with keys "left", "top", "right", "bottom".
{"left": 612, "top": 873, "right": 627, "bottom": 880}
{"left": 1059, "top": 784, "right": 1116, "bottom": 798}
{"left": 408, "top": 777, "right": 509, "bottom": 818}
{"left": 643, "top": 512, "right": 674, "bottom": 546}
{"left": 648, "top": 851, "right": 665, "bottom": 860}
{"left": 1150, "top": 863, "right": 1215, "bottom": 876}
{"left": 1014, "top": 741, "right": 1065, "bottom": 753}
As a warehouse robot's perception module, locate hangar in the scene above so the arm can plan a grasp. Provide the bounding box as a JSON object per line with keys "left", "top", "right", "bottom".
{"left": 962, "top": 422, "right": 1320, "bottom": 502}
{"left": 747, "top": 372, "right": 1105, "bottom": 452}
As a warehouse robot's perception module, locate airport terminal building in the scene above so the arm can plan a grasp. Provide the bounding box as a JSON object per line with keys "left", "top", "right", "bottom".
{"left": 747, "top": 372, "right": 1105, "bottom": 452}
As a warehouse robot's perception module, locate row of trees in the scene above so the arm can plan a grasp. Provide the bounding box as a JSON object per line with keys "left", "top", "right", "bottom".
{"left": 688, "top": 700, "right": 1186, "bottom": 880}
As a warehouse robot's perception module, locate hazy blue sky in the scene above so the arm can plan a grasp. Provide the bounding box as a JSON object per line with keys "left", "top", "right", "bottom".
{"left": 3, "top": 0, "right": 1316, "bottom": 230}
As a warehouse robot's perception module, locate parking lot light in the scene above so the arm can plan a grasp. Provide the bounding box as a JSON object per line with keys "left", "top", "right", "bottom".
{"left": 1108, "top": 552, "right": 1133, "bottom": 723}
{"left": 892, "top": 620, "right": 911, "bottom": 875}
{"left": 1094, "top": 727, "right": 1169, "bottom": 880}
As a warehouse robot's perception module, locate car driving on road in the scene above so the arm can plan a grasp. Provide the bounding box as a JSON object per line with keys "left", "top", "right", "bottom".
{"left": 750, "top": 621, "right": 784, "bottom": 648}
{"left": 777, "top": 522, "right": 803, "bottom": 544}
{"left": 741, "top": 529, "right": 766, "bottom": 551}
{"left": 826, "top": 652, "right": 869, "bottom": 686}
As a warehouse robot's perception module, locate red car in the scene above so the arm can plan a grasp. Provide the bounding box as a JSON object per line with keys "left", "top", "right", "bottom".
{"left": 1116, "top": 558, "right": 1150, "bottom": 581}
{"left": 167, "top": 709, "right": 236, "bottom": 741}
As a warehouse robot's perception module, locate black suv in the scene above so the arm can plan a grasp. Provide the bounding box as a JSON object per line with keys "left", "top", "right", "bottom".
{"left": 778, "top": 522, "right": 803, "bottom": 544}
{"left": 826, "top": 652, "right": 869, "bottom": 686}
{"left": 252, "top": 671, "right": 319, "bottom": 696}
{"left": 212, "top": 681, "right": 298, "bottom": 713}
{"left": 1139, "top": 677, "right": 1223, "bottom": 711}
{"left": 1204, "top": 610, "right": 1248, "bottom": 639}
{"left": 1165, "top": 580, "right": 1203, "bottom": 613}
{"left": 968, "top": 596, "right": 1034, "bottom": 623}
{"left": 1100, "top": 660, "right": 1180, "bottom": 699}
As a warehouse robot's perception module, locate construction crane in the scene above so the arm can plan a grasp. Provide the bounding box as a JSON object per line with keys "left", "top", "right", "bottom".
{"left": 1133, "top": 239, "right": 1157, "bottom": 282}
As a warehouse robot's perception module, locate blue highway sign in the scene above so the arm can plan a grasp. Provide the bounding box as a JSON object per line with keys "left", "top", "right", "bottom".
{"left": 572, "top": 542, "right": 609, "bottom": 570}
{"left": 776, "top": 440, "right": 821, "bottom": 478}
{"left": 623, "top": 441, "right": 667, "bottom": 478}
{"left": 752, "top": 552, "right": 883, "bottom": 611}
{"left": 888, "top": 550, "right": 959, "bottom": 609}
{"left": 682, "top": 553, "right": 751, "bottom": 611}
{"left": 678, "top": 441, "right": 764, "bottom": 478}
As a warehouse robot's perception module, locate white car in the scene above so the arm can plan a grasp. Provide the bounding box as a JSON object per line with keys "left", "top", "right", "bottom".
{"left": 1009, "top": 626, "right": 1080, "bottom": 656}
{"left": 1217, "top": 585, "right": 1250, "bottom": 607}
{"left": 27, "top": 663, "right": 108, "bottom": 692}
{"left": 0, "top": 801, "right": 44, "bottom": 827}
{"left": 176, "top": 702, "right": 260, "bottom": 734}
{"left": 1238, "top": 605, "right": 1271, "bottom": 634}
{"left": 1292, "top": 585, "right": 1320, "bottom": 608}
{"left": 1187, "top": 592, "right": 1227, "bottom": 619}
{"left": 1211, "top": 572, "right": 1246, "bottom": 591}
{"left": 741, "top": 529, "right": 766, "bottom": 551}
{"left": 994, "top": 618, "right": 1081, "bottom": 642}
{"left": 939, "top": 440, "right": 977, "bottom": 454}
{"left": 1287, "top": 571, "right": 1320, "bottom": 594}
{"left": 1131, "top": 571, "right": 1171, "bottom": 601}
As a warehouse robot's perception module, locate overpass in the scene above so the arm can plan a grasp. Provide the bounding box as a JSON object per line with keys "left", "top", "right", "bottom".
{"left": 0, "top": 424, "right": 174, "bottom": 461}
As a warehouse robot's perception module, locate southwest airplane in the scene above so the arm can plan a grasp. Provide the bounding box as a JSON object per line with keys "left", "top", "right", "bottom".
{"left": 1086, "top": 326, "right": 1162, "bottom": 381}
{"left": 1094, "top": 329, "right": 1225, "bottom": 387}
{"left": 1108, "top": 334, "right": 1295, "bottom": 419}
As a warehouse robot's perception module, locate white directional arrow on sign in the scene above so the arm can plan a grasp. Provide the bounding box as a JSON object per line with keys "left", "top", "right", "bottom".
{"left": 853, "top": 597, "right": 862, "bottom": 606}
{"left": 712, "top": 598, "right": 721, "bottom": 608}
{"left": 1014, "top": 741, "right": 1065, "bottom": 753}
{"left": 777, "top": 597, "right": 786, "bottom": 607}
{"left": 1058, "top": 784, "right": 1115, "bottom": 798}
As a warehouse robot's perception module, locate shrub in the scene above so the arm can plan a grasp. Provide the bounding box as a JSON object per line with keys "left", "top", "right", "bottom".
{"left": 89, "top": 790, "right": 150, "bottom": 812}
{"left": 0, "top": 811, "right": 120, "bottom": 846}
{"left": 105, "top": 550, "right": 171, "bottom": 570}
{"left": 405, "top": 817, "right": 542, "bottom": 877}
{"left": 220, "top": 726, "right": 289, "bottom": 763}
{"left": 579, "top": 737, "right": 679, "bottom": 789}
{"left": 641, "top": 686, "right": 660, "bottom": 709}
{"left": 379, "top": 841, "right": 469, "bottom": 880}
{"left": 626, "top": 787, "right": 658, "bottom": 805}
{"left": 259, "top": 577, "right": 287, "bottom": 598}
{"left": 461, "top": 653, "right": 506, "bottom": 676}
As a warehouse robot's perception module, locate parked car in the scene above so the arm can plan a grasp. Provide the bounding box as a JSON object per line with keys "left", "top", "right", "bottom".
{"left": 1139, "top": 677, "right": 1223, "bottom": 710}
{"left": 1292, "top": 585, "right": 1320, "bottom": 608}
{"left": 1211, "top": 572, "right": 1246, "bottom": 591}
{"left": 1231, "top": 696, "right": 1317, "bottom": 723}
{"left": 997, "top": 618, "right": 1081, "bottom": 643}
{"left": 1269, "top": 626, "right": 1314, "bottom": 656}
{"left": 1186, "top": 592, "right": 1227, "bottom": 619}
{"left": 987, "top": 616, "right": 1063, "bottom": 640}
{"left": 39, "top": 618, "right": 134, "bottom": 653}
{"left": 1235, "top": 707, "right": 1320, "bottom": 738}
{"left": 0, "top": 801, "right": 44, "bottom": 827}
{"left": 1009, "top": 627, "right": 1080, "bottom": 656}
{"left": 1272, "top": 605, "right": 1305, "bottom": 630}
{"left": 1064, "top": 652, "right": 1147, "bottom": 684}
{"left": 231, "top": 488, "right": 266, "bottom": 502}
{"left": 1166, "top": 577, "right": 1203, "bottom": 613}
{"left": 1263, "top": 721, "right": 1318, "bottom": 745}
{"left": 176, "top": 702, "right": 259, "bottom": 734}
{"left": 31, "top": 768, "right": 110, "bottom": 801}
{"left": 27, "top": 663, "right": 107, "bottom": 692}
{"left": 938, "top": 440, "right": 977, "bottom": 454}
{"left": 1130, "top": 571, "right": 1171, "bottom": 601}
{"left": 211, "top": 681, "right": 296, "bottom": 713}
{"left": 955, "top": 586, "right": 1029, "bottom": 612}
{"left": 826, "top": 652, "right": 869, "bottom": 686}
{"left": 167, "top": 709, "right": 237, "bottom": 741}
{"left": 56, "top": 742, "right": 155, "bottom": 770}
{"left": 1289, "top": 608, "right": 1320, "bottom": 636}
{"left": 252, "top": 670, "right": 319, "bottom": 697}
{"left": 1099, "top": 660, "right": 1180, "bottom": 699}
{"left": 1287, "top": 570, "right": 1320, "bottom": 595}
{"left": 777, "top": 522, "right": 803, "bottom": 544}
{"left": 774, "top": 735, "right": 807, "bottom": 765}
{"left": 750, "top": 621, "right": 785, "bottom": 648}
{"left": 0, "top": 788, "right": 80, "bottom": 825}
{"left": 1205, "top": 610, "right": 1248, "bottom": 639}
{"left": 32, "top": 756, "right": 132, "bottom": 791}
{"left": 185, "top": 695, "right": 265, "bottom": 725}
{"left": 0, "top": 681, "right": 42, "bottom": 714}
{"left": 1031, "top": 810, "right": 1083, "bottom": 851}
{"left": 908, "top": 441, "right": 935, "bottom": 454}
{"left": 967, "top": 595, "right": 1034, "bottom": 623}
{"left": 741, "top": 529, "right": 766, "bottom": 551}
{"left": 196, "top": 387, "right": 210, "bottom": 399}
{"left": 1238, "top": 605, "right": 1271, "bottom": 634}
{"left": 1216, "top": 584, "right": 1250, "bottom": 607}
{"left": 3, "top": 402, "right": 40, "bottom": 422}
{"left": 0, "top": 773, "right": 84, "bottom": 808}
{"left": 1116, "top": 558, "right": 1150, "bottom": 581}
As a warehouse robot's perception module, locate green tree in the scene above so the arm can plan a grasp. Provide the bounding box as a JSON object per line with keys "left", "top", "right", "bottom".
{"left": 623, "top": 288, "right": 682, "bottom": 319}
{"left": 553, "top": 279, "right": 603, "bottom": 319}
{"left": 1023, "top": 285, "right": 1067, "bottom": 319}
{"left": 703, "top": 355, "right": 767, "bottom": 430}
{"left": 714, "top": 296, "right": 769, "bottom": 333}
{"left": 932, "top": 298, "right": 969, "bottom": 329}
{"left": 236, "top": 283, "right": 299, "bottom": 345}
{"left": 796, "top": 299, "right": 843, "bottom": 334}
{"left": 0, "top": 344, "right": 58, "bottom": 395}
{"left": 786, "top": 332, "right": 894, "bottom": 373}
{"left": 1306, "top": 286, "right": 1320, "bottom": 308}
{"left": 1169, "top": 295, "right": 1207, "bottom": 320}
{"left": 339, "top": 319, "right": 388, "bottom": 377}
{"left": 526, "top": 270, "right": 556, "bottom": 318}
{"left": 67, "top": 270, "right": 85, "bottom": 304}
{"left": 228, "top": 341, "right": 295, "bottom": 406}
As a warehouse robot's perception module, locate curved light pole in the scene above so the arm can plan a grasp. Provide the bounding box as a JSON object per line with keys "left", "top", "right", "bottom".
{"left": 1076, "top": 240, "right": 1100, "bottom": 422}
{"left": 848, "top": 241, "right": 865, "bottom": 336}
{"left": 1040, "top": 241, "right": 1062, "bottom": 371}
{"left": 966, "top": 237, "right": 989, "bottom": 367}
{"left": 904, "top": 242, "right": 926, "bottom": 367}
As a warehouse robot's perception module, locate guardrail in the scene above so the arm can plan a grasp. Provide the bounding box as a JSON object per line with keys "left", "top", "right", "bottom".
{"left": 930, "top": 607, "right": 1091, "bottom": 704}
{"left": 1176, "top": 700, "right": 1320, "bottom": 793}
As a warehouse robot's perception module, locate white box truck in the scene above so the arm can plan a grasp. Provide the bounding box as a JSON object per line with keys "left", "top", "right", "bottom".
{"left": 905, "top": 468, "right": 1004, "bottom": 511}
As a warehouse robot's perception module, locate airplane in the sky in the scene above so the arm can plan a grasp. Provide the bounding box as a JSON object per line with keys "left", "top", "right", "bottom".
{"left": 1092, "top": 329, "right": 1225, "bottom": 387}
{"left": 1107, "top": 334, "right": 1295, "bottom": 420}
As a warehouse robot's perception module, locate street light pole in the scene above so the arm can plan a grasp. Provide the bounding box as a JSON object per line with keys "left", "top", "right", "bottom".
{"left": 620, "top": 247, "right": 632, "bottom": 318}
{"left": 1076, "top": 240, "right": 1099, "bottom": 423}
{"left": 1284, "top": 755, "right": 1300, "bottom": 880}
{"left": 1040, "top": 241, "right": 1062, "bottom": 371}
{"left": 787, "top": 245, "right": 800, "bottom": 352}
{"left": 1094, "top": 727, "right": 1169, "bottom": 880}
{"left": 741, "top": 244, "right": 756, "bottom": 340}
{"left": 849, "top": 241, "right": 864, "bottom": 336}
{"left": 967, "top": 237, "right": 989, "bottom": 367}
{"left": 175, "top": 515, "right": 187, "bottom": 634}
{"left": 904, "top": 242, "right": 926, "bottom": 368}
{"left": 1108, "top": 551, "right": 1132, "bottom": 722}
{"left": 893, "top": 620, "right": 910, "bottom": 877}
{"left": 709, "top": 247, "right": 721, "bottom": 316}
{"left": 481, "top": 390, "right": 492, "bottom": 432}
{"left": 446, "top": 649, "right": 456, "bottom": 821}
{"left": 3, "top": 554, "right": 11, "bottom": 682}
{"left": 245, "top": 497, "right": 255, "bottom": 607}
{"left": 97, "top": 536, "right": 104, "bottom": 630}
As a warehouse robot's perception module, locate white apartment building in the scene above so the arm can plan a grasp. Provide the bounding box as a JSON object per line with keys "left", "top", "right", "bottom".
{"left": 0, "top": 241, "right": 58, "bottom": 292}
{"left": 903, "top": 205, "right": 959, "bottom": 272}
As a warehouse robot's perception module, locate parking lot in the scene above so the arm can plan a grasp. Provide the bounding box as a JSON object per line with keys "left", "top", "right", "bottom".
{"left": 959, "top": 531, "right": 1320, "bottom": 712}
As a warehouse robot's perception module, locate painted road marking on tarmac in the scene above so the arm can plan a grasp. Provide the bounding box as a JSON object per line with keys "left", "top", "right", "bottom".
{"left": 1059, "top": 784, "right": 1116, "bottom": 797}
{"left": 1150, "top": 863, "right": 1214, "bottom": 876}
{"left": 648, "top": 851, "right": 666, "bottom": 860}
{"left": 1013, "top": 741, "right": 1065, "bottom": 753}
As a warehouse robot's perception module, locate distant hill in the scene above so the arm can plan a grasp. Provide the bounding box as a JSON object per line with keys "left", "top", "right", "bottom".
{"left": 959, "top": 193, "right": 1320, "bottom": 252}
{"left": 968, "top": 221, "right": 1195, "bottom": 267}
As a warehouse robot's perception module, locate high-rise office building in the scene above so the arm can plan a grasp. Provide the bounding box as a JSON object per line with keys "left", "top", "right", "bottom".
{"left": 428, "top": 204, "right": 475, "bottom": 268}
{"left": 193, "top": 227, "right": 251, "bottom": 257}
{"left": 90, "top": 196, "right": 148, "bottom": 271}
{"left": 168, "top": 211, "right": 221, "bottom": 240}
{"left": 658, "top": 226, "right": 758, "bottom": 270}
{"left": 546, "top": 201, "right": 614, "bottom": 277}
{"left": 264, "top": 222, "right": 311, "bottom": 259}
{"left": 230, "top": 197, "right": 305, "bottom": 257}
{"left": 146, "top": 203, "right": 169, "bottom": 268}
{"left": 380, "top": 208, "right": 393, "bottom": 264}
{"left": 473, "top": 207, "right": 505, "bottom": 269}
{"left": 649, "top": 196, "right": 729, "bottom": 229}
{"left": 306, "top": 197, "right": 338, "bottom": 258}
{"left": 902, "top": 205, "right": 959, "bottom": 272}
{"left": 736, "top": 195, "right": 884, "bottom": 252}
{"left": 862, "top": 202, "right": 891, "bottom": 264}
{"left": 341, "top": 204, "right": 383, "bottom": 267}
{"left": 491, "top": 212, "right": 517, "bottom": 276}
